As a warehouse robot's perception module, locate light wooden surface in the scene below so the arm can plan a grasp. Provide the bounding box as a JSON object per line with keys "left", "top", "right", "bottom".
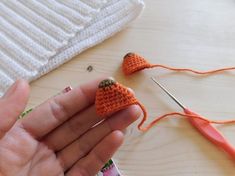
{"left": 28, "top": 0, "right": 235, "bottom": 175}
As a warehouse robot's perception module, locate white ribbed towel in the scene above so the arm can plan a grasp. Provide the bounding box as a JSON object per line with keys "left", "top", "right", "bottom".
{"left": 0, "top": 0, "right": 144, "bottom": 96}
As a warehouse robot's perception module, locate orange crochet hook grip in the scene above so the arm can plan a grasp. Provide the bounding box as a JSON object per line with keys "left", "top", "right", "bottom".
{"left": 184, "top": 108, "right": 235, "bottom": 160}
{"left": 151, "top": 77, "right": 235, "bottom": 160}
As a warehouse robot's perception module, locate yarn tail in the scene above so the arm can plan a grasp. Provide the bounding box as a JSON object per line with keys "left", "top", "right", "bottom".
{"left": 151, "top": 64, "right": 235, "bottom": 75}
{"left": 137, "top": 110, "right": 235, "bottom": 132}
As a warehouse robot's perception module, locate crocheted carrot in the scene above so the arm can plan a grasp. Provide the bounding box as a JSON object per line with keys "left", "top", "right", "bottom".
{"left": 95, "top": 79, "right": 147, "bottom": 131}
{"left": 122, "top": 52, "right": 235, "bottom": 75}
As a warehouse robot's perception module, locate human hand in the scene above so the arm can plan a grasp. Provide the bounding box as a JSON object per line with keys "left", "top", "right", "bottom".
{"left": 0, "top": 78, "right": 141, "bottom": 176}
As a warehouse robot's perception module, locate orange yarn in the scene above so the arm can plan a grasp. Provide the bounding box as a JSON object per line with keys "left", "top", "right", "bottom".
{"left": 95, "top": 79, "right": 147, "bottom": 130}
{"left": 95, "top": 79, "right": 235, "bottom": 131}
{"left": 122, "top": 53, "right": 152, "bottom": 75}
{"left": 122, "top": 52, "right": 235, "bottom": 75}
{"left": 95, "top": 79, "right": 138, "bottom": 116}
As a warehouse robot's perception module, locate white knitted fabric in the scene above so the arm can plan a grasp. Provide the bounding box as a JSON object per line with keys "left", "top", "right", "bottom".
{"left": 0, "top": 0, "right": 144, "bottom": 96}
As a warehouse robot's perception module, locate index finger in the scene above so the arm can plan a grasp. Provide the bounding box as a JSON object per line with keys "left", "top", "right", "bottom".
{"left": 0, "top": 80, "right": 29, "bottom": 139}
{"left": 18, "top": 77, "right": 107, "bottom": 139}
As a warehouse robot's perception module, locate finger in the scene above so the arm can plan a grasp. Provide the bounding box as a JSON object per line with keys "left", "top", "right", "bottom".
{"left": 66, "top": 130, "right": 124, "bottom": 176}
{"left": 42, "top": 105, "right": 101, "bottom": 150}
{"left": 127, "top": 87, "right": 135, "bottom": 94}
{"left": 42, "top": 86, "right": 136, "bottom": 151}
{"left": 57, "top": 105, "right": 140, "bottom": 171}
{"left": 19, "top": 77, "right": 106, "bottom": 139}
{"left": 0, "top": 80, "right": 29, "bottom": 139}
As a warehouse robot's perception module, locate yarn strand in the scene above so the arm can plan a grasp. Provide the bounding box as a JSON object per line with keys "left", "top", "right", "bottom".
{"left": 138, "top": 111, "right": 235, "bottom": 132}
{"left": 150, "top": 64, "right": 235, "bottom": 75}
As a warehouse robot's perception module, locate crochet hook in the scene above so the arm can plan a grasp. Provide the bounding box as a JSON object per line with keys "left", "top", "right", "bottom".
{"left": 151, "top": 77, "right": 235, "bottom": 160}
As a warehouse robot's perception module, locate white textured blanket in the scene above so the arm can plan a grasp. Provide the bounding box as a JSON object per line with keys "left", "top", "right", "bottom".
{"left": 0, "top": 0, "right": 144, "bottom": 96}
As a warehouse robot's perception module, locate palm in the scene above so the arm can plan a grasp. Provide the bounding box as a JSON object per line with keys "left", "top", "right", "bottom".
{"left": 0, "top": 127, "right": 63, "bottom": 176}
{"left": 0, "top": 79, "right": 140, "bottom": 176}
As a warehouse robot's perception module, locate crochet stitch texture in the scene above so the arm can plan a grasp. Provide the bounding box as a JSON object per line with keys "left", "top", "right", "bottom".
{"left": 0, "top": 0, "right": 144, "bottom": 96}
{"left": 95, "top": 78, "right": 149, "bottom": 131}
{"left": 95, "top": 79, "right": 138, "bottom": 117}
{"left": 122, "top": 52, "right": 151, "bottom": 75}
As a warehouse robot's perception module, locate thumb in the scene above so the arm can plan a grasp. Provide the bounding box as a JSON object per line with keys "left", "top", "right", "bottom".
{"left": 0, "top": 79, "right": 30, "bottom": 139}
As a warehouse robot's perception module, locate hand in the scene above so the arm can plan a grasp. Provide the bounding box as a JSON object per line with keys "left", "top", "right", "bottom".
{"left": 0, "top": 78, "right": 141, "bottom": 176}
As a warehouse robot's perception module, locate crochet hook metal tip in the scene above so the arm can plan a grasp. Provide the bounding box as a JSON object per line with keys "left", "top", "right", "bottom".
{"left": 150, "top": 77, "right": 186, "bottom": 110}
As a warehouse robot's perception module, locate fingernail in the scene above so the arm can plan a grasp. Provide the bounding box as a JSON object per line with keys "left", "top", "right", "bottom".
{"left": 108, "top": 77, "right": 115, "bottom": 81}
{"left": 3, "top": 80, "right": 20, "bottom": 98}
{"left": 122, "top": 129, "right": 127, "bottom": 135}
{"left": 127, "top": 87, "right": 135, "bottom": 95}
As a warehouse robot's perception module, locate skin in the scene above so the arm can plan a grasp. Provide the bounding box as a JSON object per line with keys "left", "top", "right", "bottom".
{"left": 0, "top": 78, "right": 141, "bottom": 176}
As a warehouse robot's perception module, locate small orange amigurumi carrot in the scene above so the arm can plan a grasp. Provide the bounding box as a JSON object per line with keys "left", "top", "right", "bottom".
{"left": 95, "top": 78, "right": 148, "bottom": 131}
{"left": 122, "top": 52, "right": 152, "bottom": 75}
{"left": 122, "top": 52, "right": 235, "bottom": 75}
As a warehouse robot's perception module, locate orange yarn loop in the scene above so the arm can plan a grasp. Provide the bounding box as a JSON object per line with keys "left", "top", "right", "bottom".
{"left": 95, "top": 79, "right": 235, "bottom": 131}
{"left": 122, "top": 52, "right": 235, "bottom": 75}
